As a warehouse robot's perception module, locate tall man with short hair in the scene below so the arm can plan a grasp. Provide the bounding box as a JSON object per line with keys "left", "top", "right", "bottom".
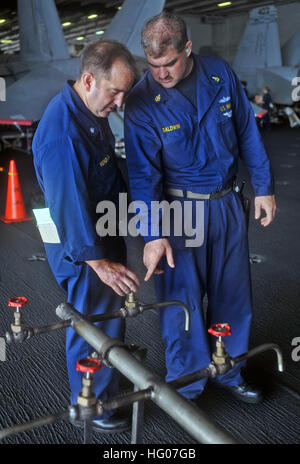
{"left": 33, "top": 40, "right": 140, "bottom": 433}
{"left": 124, "top": 13, "right": 276, "bottom": 403}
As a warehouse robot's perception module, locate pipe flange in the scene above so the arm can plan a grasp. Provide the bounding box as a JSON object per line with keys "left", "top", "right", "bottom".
{"left": 98, "top": 338, "right": 126, "bottom": 367}
{"left": 207, "top": 363, "right": 218, "bottom": 379}
{"left": 213, "top": 358, "right": 233, "bottom": 376}
{"left": 68, "top": 404, "right": 79, "bottom": 422}
{"left": 5, "top": 328, "right": 32, "bottom": 344}
{"left": 69, "top": 404, "right": 96, "bottom": 422}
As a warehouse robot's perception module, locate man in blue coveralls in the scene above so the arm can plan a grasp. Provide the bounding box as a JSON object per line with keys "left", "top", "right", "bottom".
{"left": 124, "top": 13, "right": 276, "bottom": 403}
{"left": 33, "top": 40, "right": 140, "bottom": 433}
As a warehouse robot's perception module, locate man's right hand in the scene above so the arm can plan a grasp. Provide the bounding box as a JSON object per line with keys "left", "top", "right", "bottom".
{"left": 86, "top": 259, "right": 140, "bottom": 296}
{"left": 143, "top": 238, "right": 175, "bottom": 282}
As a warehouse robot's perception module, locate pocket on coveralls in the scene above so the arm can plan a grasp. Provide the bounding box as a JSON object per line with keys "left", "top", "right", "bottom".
{"left": 162, "top": 123, "right": 194, "bottom": 168}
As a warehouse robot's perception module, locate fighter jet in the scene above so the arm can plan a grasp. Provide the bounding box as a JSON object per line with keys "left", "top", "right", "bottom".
{"left": 0, "top": 0, "right": 165, "bottom": 150}
{"left": 233, "top": 5, "right": 300, "bottom": 127}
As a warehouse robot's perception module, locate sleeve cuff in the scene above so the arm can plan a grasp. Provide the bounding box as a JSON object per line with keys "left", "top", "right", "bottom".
{"left": 143, "top": 234, "right": 164, "bottom": 244}
{"left": 65, "top": 244, "right": 107, "bottom": 264}
{"left": 254, "top": 187, "right": 275, "bottom": 197}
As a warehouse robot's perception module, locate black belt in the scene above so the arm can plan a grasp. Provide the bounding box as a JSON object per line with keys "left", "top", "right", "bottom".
{"left": 166, "top": 187, "right": 232, "bottom": 200}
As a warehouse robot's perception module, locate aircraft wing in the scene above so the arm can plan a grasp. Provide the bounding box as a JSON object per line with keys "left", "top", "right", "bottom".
{"left": 233, "top": 5, "right": 299, "bottom": 105}
{"left": 233, "top": 5, "right": 282, "bottom": 72}
{"left": 104, "top": 0, "right": 165, "bottom": 58}
{"left": 0, "top": 60, "right": 80, "bottom": 122}
{"left": 18, "top": 0, "right": 70, "bottom": 63}
{"left": 0, "top": 0, "right": 165, "bottom": 139}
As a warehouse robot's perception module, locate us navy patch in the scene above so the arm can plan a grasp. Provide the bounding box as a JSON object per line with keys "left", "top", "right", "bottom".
{"left": 219, "top": 101, "right": 232, "bottom": 117}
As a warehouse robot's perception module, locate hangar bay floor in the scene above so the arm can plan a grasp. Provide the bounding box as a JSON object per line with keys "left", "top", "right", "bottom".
{"left": 0, "top": 126, "right": 299, "bottom": 445}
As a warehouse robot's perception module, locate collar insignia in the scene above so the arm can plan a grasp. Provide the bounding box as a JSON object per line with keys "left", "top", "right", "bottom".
{"left": 219, "top": 96, "right": 230, "bottom": 103}
{"left": 155, "top": 94, "right": 161, "bottom": 102}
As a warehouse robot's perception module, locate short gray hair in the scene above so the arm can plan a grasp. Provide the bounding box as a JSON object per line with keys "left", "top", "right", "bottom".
{"left": 79, "top": 39, "right": 138, "bottom": 80}
{"left": 141, "top": 12, "right": 188, "bottom": 58}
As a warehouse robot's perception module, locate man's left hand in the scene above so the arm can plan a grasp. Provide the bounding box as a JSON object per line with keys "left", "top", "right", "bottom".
{"left": 254, "top": 195, "right": 276, "bottom": 227}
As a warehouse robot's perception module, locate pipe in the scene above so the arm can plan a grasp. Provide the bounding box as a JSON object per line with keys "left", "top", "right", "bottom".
{"left": 5, "top": 297, "right": 190, "bottom": 343}
{"left": 32, "top": 320, "right": 71, "bottom": 335}
{"left": 90, "top": 299, "right": 190, "bottom": 332}
{"left": 168, "top": 365, "right": 212, "bottom": 389}
{"left": 232, "top": 343, "right": 285, "bottom": 372}
{"left": 141, "top": 300, "right": 190, "bottom": 331}
{"left": 0, "top": 410, "right": 69, "bottom": 440}
{"left": 56, "top": 302, "right": 238, "bottom": 444}
{"left": 99, "top": 388, "right": 153, "bottom": 412}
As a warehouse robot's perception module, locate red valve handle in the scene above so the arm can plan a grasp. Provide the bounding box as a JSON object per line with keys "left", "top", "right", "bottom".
{"left": 76, "top": 357, "right": 104, "bottom": 374}
{"left": 208, "top": 323, "right": 231, "bottom": 337}
{"left": 8, "top": 297, "right": 29, "bottom": 308}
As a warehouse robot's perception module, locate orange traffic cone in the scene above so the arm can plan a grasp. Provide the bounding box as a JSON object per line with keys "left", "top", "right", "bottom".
{"left": 1, "top": 160, "right": 33, "bottom": 223}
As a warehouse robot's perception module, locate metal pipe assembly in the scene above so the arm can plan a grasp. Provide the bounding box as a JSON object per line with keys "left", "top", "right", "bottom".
{"left": 0, "top": 295, "right": 284, "bottom": 444}
{"left": 4, "top": 293, "right": 190, "bottom": 343}
{"left": 56, "top": 302, "right": 238, "bottom": 444}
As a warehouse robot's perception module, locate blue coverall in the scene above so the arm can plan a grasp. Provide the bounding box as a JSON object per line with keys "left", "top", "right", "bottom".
{"left": 33, "top": 82, "right": 126, "bottom": 408}
{"left": 124, "top": 55, "right": 274, "bottom": 398}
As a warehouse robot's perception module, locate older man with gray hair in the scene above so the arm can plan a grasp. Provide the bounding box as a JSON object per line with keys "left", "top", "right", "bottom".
{"left": 33, "top": 40, "right": 140, "bottom": 433}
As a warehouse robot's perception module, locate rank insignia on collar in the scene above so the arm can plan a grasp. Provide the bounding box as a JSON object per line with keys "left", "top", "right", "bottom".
{"left": 211, "top": 75, "right": 220, "bottom": 83}
{"left": 99, "top": 154, "right": 110, "bottom": 167}
{"left": 154, "top": 94, "right": 161, "bottom": 102}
